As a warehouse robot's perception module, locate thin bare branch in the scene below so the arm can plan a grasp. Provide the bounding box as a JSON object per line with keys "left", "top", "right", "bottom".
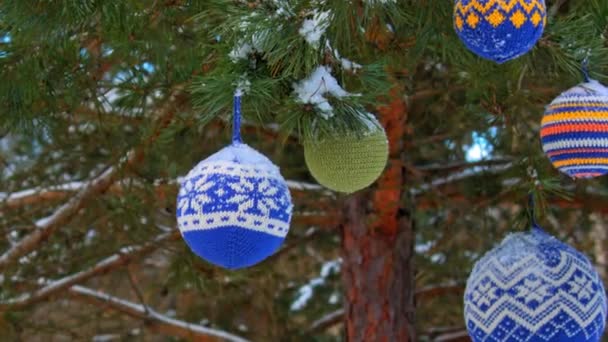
{"left": 434, "top": 330, "right": 470, "bottom": 342}
{"left": 1, "top": 178, "right": 325, "bottom": 212}
{"left": 0, "top": 230, "right": 179, "bottom": 310}
{"left": 306, "top": 308, "right": 344, "bottom": 334}
{"left": 68, "top": 285, "right": 250, "bottom": 342}
{"left": 0, "top": 89, "right": 186, "bottom": 271}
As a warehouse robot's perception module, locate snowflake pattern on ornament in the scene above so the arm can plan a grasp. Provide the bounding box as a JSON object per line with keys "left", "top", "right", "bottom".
{"left": 464, "top": 229, "right": 607, "bottom": 342}
{"left": 513, "top": 276, "right": 552, "bottom": 306}
{"left": 177, "top": 160, "right": 292, "bottom": 238}
{"left": 176, "top": 175, "right": 213, "bottom": 216}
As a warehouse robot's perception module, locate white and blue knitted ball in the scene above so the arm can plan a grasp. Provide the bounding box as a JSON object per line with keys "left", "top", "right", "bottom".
{"left": 176, "top": 142, "right": 293, "bottom": 270}
{"left": 464, "top": 228, "right": 607, "bottom": 341}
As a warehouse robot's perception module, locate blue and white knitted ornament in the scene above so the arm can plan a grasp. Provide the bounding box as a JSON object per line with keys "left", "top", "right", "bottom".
{"left": 176, "top": 94, "right": 293, "bottom": 270}
{"left": 464, "top": 227, "right": 607, "bottom": 341}
{"left": 454, "top": 0, "right": 547, "bottom": 63}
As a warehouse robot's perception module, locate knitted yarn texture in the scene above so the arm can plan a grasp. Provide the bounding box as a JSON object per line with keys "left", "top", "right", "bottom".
{"left": 541, "top": 79, "right": 608, "bottom": 179}
{"left": 464, "top": 228, "right": 607, "bottom": 342}
{"left": 454, "top": 0, "right": 546, "bottom": 63}
{"left": 304, "top": 128, "right": 388, "bottom": 194}
{"left": 176, "top": 143, "right": 293, "bottom": 270}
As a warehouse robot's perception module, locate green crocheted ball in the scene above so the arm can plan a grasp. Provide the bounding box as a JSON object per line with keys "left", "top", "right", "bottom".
{"left": 304, "top": 129, "right": 389, "bottom": 193}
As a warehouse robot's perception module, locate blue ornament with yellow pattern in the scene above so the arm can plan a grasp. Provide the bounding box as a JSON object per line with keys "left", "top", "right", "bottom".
{"left": 464, "top": 227, "right": 607, "bottom": 342}
{"left": 454, "top": 0, "right": 547, "bottom": 63}
{"left": 176, "top": 93, "right": 293, "bottom": 270}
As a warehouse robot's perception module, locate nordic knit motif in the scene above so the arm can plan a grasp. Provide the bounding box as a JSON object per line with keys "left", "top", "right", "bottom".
{"left": 540, "top": 80, "right": 608, "bottom": 179}
{"left": 176, "top": 143, "right": 293, "bottom": 270}
{"left": 303, "top": 128, "right": 388, "bottom": 194}
{"left": 464, "top": 228, "right": 607, "bottom": 342}
{"left": 454, "top": 0, "right": 546, "bottom": 63}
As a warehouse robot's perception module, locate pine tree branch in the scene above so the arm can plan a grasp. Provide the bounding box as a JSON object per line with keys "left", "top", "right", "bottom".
{"left": 0, "top": 88, "right": 187, "bottom": 272}
{"left": 0, "top": 230, "right": 179, "bottom": 310}
{"left": 415, "top": 282, "right": 465, "bottom": 301}
{"left": 1, "top": 178, "right": 325, "bottom": 212}
{"left": 433, "top": 330, "right": 470, "bottom": 342}
{"left": 306, "top": 308, "right": 344, "bottom": 334}
{"left": 415, "top": 158, "right": 513, "bottom": 173}
{"left": 306, "top": 282, "right": 466, "bottom": 334}
{"left": 67, "top": 285, "right": 250, "bottom": 342}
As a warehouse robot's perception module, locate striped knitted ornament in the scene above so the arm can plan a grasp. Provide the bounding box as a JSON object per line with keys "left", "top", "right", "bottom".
{"left": 540, "top": 79, "right": 608, "bottom": 179}
{"left": 303, "top": 118, "right": 388, "bottom": 194}
{"left": 176, "top": 95, "right": 293, "bottom": 270}
{"left": 454, "top": 0, "right": 546, "bottom": 63}
{"left": 464, "top": 227, "right": 607, "bottom": 342}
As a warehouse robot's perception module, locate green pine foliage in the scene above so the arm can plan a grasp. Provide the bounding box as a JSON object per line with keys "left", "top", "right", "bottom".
{"left": 1, "top": 0, "right": 608, "bottom": 340}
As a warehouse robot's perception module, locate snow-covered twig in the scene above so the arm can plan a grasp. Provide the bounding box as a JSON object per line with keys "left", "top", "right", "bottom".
{"left": 0, "top": 230, "right": 179, "bottom": 309}
{"left": 411, "top": 162, "right": 514, "bottom": 195}
{"left": 1, "top": 178, "right": 328, "bottom": 212}
{"left": 68, "top": 285, "right": 250, "bottom": 342}
{"left": 0, "top": 88, "right": 186, "bottom": 272}
{"left": 0, "top": 181, "right": 87, "bottom": 209}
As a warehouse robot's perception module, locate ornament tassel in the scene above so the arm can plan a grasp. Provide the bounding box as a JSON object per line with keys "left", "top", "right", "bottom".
{"left": 232, "top": 92, "right": 242, "bottom": 144}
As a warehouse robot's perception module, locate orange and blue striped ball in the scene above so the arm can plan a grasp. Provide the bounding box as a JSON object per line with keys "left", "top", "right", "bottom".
{"left": 541, "top": 80, "right": 608, "bottom": 179}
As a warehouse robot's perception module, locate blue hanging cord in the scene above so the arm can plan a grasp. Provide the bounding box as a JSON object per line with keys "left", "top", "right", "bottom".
{"left": 528, "top": 192, "right": 542, "bottom": 231}
{"left": 232, "top": 92, "right": 242, "bottom": 144}
{"left": 582, "top": 57, "right": 591, "bottom": 83}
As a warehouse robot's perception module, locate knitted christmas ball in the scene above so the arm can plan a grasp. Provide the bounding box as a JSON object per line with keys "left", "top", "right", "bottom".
{"left": 454, "top": 0, "right": 546, "bottom": 63}
{"left": 464, "top": 228, "right": 607, "bottom": 342}
{"left": 303, "top": 125, "right": 388, "bottom": 194}
{"left": 176, "top": 142, "right": 293, "bottom": 270}
{"left": 541, "top": 79, "right": 608, "bottom": 179}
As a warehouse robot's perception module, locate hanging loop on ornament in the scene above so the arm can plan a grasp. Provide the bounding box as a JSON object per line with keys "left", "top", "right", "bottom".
{"left": 232, "top": 90, "right": 243, "bottom": 144}
{"left": 581, "top": 57, "right": 591, "bottom": 83}
{"left": 528, "top": 192, "right": 542, "bottom": 231}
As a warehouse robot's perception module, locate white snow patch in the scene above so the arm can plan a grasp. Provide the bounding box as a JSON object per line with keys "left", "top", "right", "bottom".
{"left": 35, "top": 215, "right": 53, "bottom": 227}
{"left": 234, "top": 75, "right": 251, "bottom": 96}
{"left": 328, "top": 292, "right": 340, "bottom": 305}
{"left": 568, "top": 79, "right": 608, "bottom": 96}
{"left": 290, "top": 258, "right": 342, "bottom": 311}
{"left": 299, "top": 10, "right": 332, "bottom": 48}
{"left": 293, "top": 66, "right": 357, "bottom": 118}
{"left": 326, "top": 42, "right": 362, "bottom": 71}
{"left": 229, "top": 43, "right": 254, "bottom": 62}
{"left": 84, "top": 229, "right": 97, "bottom": 245}
{"left": 273, "top": 0, "right": 294, "bottom": 17}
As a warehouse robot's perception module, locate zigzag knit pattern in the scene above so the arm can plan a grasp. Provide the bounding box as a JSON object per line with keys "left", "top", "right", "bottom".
{"left": 454, "top": 0, "right": 546, "bottom": 63}
{"left": 464, "top": 229, "right": 607, "bottom": 342}
{"left": 541, "top": 80, "right": 608, "bottom": 179}
{"left": 176, "top": 143, "right": 293, "bottom": 270}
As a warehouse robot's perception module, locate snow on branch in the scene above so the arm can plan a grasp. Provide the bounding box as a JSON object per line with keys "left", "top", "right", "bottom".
{"left": 0, "top": 181, "right": 87, "bottom": 209}
{"left": 1, "top": 178, "right": 327, "bottom": 213}
{"left": 293, "top": 66, "right": 358, "bottom": 119}
{"left": 0, "top": 88, "right": 186, "bottom": 272}
{"left": 68, "top": 285, "right": 250, "bottom": 342}
{"left": 0, "top": 230, "right": 179, "bottom": 310}
{"left": 299, "top": 9, "right": 331, "bottom": 48}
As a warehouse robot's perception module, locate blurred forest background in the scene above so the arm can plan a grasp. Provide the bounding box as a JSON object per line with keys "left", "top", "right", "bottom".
{"left": 1, "top": 0, "right": 608, "bottom": 341}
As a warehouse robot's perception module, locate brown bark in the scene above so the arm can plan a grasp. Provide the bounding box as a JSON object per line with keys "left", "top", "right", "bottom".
{"left": 341, "top": 89, "right": 415, "bottom": 341}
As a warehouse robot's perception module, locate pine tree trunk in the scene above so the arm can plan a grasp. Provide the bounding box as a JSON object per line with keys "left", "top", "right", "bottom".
{"left": 341, "top": 91, "right": 415, "bottom": 341}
